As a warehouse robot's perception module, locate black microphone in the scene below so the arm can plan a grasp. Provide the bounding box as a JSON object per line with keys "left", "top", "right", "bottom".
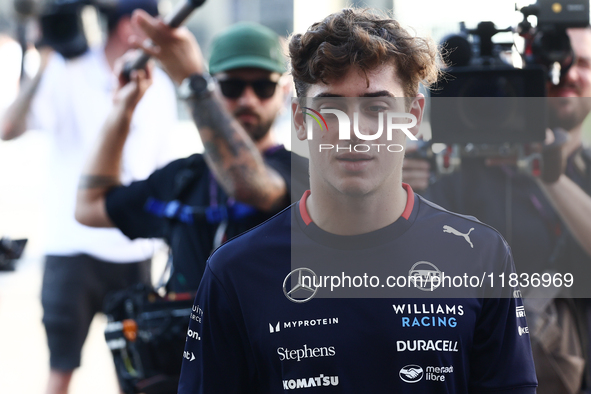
{"left": 122, "top": 0, "right": 206, "bottom": 81}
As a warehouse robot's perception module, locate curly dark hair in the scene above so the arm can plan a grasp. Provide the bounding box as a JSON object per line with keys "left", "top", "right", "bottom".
{"left": 289, "top": 8, "right": 441, "bottom": 97}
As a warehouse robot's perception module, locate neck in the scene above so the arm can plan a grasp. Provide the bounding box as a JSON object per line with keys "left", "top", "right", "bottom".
{"left": 306, "top": 176, "right": 408, "bottom": 236}
{"left": 254, "top": 128, "right": 277, "bottom": 153}
{"left": 103, "top": 35, "right": 126, "bottom": 72}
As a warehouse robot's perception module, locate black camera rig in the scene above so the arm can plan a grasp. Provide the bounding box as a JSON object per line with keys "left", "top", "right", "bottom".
{"left": 0, "top": 237, "right": 27, "bottom": 271}
{"left": 428, "top": 0, "right": 589, "bottom": 175}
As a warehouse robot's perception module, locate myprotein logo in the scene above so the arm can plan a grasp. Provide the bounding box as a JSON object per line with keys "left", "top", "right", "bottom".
{"left": 269, "top": 318, "right": 339, "bottom": 334}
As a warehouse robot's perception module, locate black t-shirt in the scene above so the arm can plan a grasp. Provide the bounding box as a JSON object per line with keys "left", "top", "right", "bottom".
{"left": 105, "top": 146, "right": 309, "bottom": 291}
{"left": 424, "top": 149, "right": 591, "bottom": 291}
{"left": 178, "top": 186, "right": 537, "bottom": 393}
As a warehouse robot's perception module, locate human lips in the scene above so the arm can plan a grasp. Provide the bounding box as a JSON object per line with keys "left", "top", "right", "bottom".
{"left": 335, "top": 152, "right": 374, "bottom": 171}
{"left": 336, "top": 152, "right": 373, "bottom": 161}
{"left": 550, "top": 84, "right": 581, "bottom": 98}
{"left": 234, "top": 109, "right": 260, "bottom": 124}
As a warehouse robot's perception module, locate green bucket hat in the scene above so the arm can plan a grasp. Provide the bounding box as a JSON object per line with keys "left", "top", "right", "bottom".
{"left": 209, "top": 22, "right": 287, "bottom": 75}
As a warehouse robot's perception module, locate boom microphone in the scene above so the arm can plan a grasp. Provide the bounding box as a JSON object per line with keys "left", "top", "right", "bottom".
{"left": 122, "top": 0, "right": 206, "bottom": 80}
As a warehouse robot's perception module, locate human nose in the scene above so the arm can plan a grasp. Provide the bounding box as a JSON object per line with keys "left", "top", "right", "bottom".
{"left": 564, "top": 61, "right": 581, "bottom": 84}
{"left": 237, "top": 84, "right": 259, "bottom": 107}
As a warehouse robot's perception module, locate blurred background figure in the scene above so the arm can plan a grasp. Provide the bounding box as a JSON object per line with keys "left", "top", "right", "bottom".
{"left": 0, "top": 0, "right": 178, "bottom": 393}
{"left": 74, "top": 19, "right": 308, "bottom": 392}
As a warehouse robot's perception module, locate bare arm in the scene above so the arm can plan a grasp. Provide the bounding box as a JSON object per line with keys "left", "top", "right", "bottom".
{"left": 75, "top": 66, "right": 153, "bottom": 227}
{"left": 131, "top": 10, "right": 287, "bottom": 212}
{"left": 537, "top": 175, "right": 591, "bottom": 257}
{"left": 0, "top": 48, "right": 53, "bottom": 141}
{"left": 187, "top": 97, "right": 287, "bottom": 211}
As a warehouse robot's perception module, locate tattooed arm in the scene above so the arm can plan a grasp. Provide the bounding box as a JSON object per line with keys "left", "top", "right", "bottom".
{"left": 75, "top": 66, "right": 153, "bottom": 227}
{"left": 131, "top": 10, "right": 288, "bottom": 212}
{"left": 189, "top": 98, "right": 287, "bottom": 211}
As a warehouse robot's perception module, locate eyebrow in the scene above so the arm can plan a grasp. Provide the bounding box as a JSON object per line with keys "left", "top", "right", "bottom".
{"left": 313, "top": 90, "right": 396, "bottom": 98}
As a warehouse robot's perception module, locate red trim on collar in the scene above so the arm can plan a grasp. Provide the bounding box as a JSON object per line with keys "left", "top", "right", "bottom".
{"left": 401, "top": 183, "right": 415, "bottom": 220}
{"left": 298, "top": 184, "right": 415, "bottom": 225}
{"left": 299, "top": 190, "right": 313, "bottom": 225}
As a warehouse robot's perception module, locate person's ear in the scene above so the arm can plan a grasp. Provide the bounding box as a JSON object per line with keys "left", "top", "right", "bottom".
{"left": 408, "top": 93, "right": 425, "bottom": 138}
{"left": 292, "top": 101, "right": 307, "bottom": 141}
{"left": 281, "top": 75, "right": 293, "bottom": 98}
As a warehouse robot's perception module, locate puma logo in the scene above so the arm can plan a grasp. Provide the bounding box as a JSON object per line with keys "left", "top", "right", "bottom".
{"left": 443, "top": 225, "right": 474, "bottom": 248}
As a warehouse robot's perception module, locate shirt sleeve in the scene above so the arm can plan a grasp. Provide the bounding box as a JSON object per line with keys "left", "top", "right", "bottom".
{"left": 28, "top": 54, "right": 66, "bottom": 132}
{"left": 178, "top": 264, "right": 256, "bottom": 394}
{"left": 423, "top": 171, "right": 463, "bottom": 213}
{"left": 468, "top": 252, "right": 538, "bottom": 393}
{"left": 105, "top": 157, "right": 193, "bottom": 240}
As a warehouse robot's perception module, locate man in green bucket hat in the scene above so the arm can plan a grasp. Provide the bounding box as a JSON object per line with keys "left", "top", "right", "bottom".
{"left": 77, "top": 16, "right": 309, "bottom": 293}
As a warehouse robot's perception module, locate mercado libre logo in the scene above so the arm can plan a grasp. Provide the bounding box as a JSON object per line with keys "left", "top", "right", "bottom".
{"left": 302, "top": 107, "right": 329, "bottom": 132}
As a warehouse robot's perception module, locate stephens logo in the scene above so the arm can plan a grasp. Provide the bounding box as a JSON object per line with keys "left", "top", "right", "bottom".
{"left": 277, "top": 344, "right": 336, "bottom": 362}
{"left": 399, "top": 365, "right": 424, "bottom": 383}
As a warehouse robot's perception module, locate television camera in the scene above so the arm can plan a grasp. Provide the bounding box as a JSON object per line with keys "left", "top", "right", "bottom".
{"left": 428, "top": 0, "right": 589, "bottom": 177}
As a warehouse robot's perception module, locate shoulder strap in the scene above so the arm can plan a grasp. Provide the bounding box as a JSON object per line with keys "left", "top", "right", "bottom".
{"left": 157, "top": 155, "right": 206, "bottom": 291}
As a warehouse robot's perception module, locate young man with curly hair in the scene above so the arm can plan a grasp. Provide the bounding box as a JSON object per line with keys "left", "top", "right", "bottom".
{"left": 178, "top": 9, "right": 538, "bottom": 393}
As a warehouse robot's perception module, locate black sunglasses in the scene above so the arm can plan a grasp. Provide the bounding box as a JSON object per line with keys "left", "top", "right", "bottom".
{"left": 217, "top": 78, "right": 279, "bottom": 99}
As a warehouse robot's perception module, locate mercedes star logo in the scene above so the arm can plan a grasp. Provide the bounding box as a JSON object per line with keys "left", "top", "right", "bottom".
{"left": 283, "top": 268, "right": 318, "bottom": 303}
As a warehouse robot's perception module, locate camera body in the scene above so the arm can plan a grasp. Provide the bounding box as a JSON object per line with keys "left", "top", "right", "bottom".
{"left": 13, "top": 0, "right": 115, "bottom": 59}
{"left": 38, "top": 0, "right": 94, "bottom": 58}
{"left": 428, "top": 0, "right": 589, "bottom": 175}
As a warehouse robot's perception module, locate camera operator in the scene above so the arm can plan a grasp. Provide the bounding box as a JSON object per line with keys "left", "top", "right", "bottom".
{"left": 404, "top": 27, "right": 591, "bottom": 393}
{"left": 75, "top": 13, "right": 309, "bottom": 293}
{"left": 0, "top": 1, "right": 178, "bottom": 393}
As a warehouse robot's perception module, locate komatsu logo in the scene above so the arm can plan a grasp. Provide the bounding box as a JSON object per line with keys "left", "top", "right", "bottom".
{"left": 283, "top": 374, "right": 339, "bottom": 390}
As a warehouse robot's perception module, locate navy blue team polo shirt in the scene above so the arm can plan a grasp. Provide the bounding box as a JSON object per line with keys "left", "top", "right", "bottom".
{"left": 178, "top": 185, "right": 537, "bottom": 393}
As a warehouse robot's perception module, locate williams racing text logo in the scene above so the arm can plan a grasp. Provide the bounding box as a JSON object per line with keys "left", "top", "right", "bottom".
{"left": 393, "top": 303, "right": 464, "bottom": 328}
